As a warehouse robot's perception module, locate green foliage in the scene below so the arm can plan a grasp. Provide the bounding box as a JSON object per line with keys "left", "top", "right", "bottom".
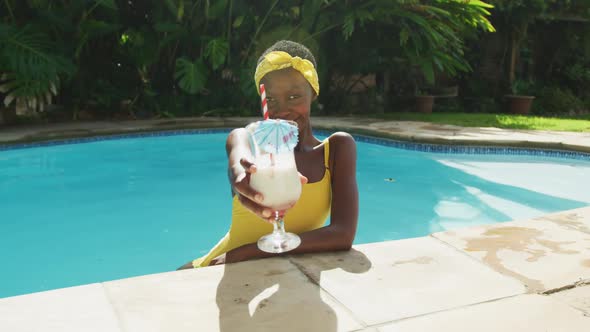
{"left": 175, "top": 57, "right": 208, "bottom": 95}
{"left": 4, "top": 0, "right": 585, "bottom": 120}
{"left": 510, "top": 79, "right": 535, "bottom": 95}
{"left": 337, "top": 0, "right": 494, "bottom": 88}
{"left": 534, "top": 86, "right": 585, "bottom": 115}
{"left": 372, "top": 112, "right": 590, "bottom": 132}
{"left": 564, "top": 64, "right": 590, "bottom": 86}
{"left": 0, "top": 23, "right": 75, "bottom": 112}
{"left": 204, "top": 38, "right": 229, "bottom": 70}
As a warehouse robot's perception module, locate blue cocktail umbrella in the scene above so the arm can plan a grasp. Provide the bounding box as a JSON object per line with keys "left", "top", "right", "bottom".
{"left": 253, "top": 119, "right": 299, "bottom": 154}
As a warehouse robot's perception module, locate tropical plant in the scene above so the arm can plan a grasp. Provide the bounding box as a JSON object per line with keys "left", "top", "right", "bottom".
{"left": 0, "top": 0, "right": 507, "bottom": 120}
{"left": 320, "top": 0, "right": 495, "bottom": 112}
{"left": 340, "top": 1, "right": 494, "bottom": 81}
{"left": 0, "top": 0, "right": 121, "bottom": 117}
{"left": 510, "top": 79, "right": 535, "bottom": 96}
{"left": 0, "top": 23, "right": 74, "bottom": 114}
{"left": 534, "top": 85, "right": 585, "bottom": 115}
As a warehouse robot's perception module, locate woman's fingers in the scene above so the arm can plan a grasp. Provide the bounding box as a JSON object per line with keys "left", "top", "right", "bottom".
{"left": 233, "top": 173, "right": 263, "bottom": 203}
{"left": 238, "top": 194, "right": 274, "bottom": 223}
{"left": 240, "top": 158, "right": 257, "bottom": 174}
{"left": 234, "top": 159, "right": 306, "bottom": 224}
{"left": 299, "top": 172, "right": 308, "bottom": 185}
{"left": 232, "top": 157, "right": 263, "bottom": 202}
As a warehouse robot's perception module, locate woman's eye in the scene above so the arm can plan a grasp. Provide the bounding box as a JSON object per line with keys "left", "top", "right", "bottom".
{"left": 288, "top": 95, "right": 300, "bottom": 100}
{"left": 266, "top": 97, "right": 274, "bottom": 102}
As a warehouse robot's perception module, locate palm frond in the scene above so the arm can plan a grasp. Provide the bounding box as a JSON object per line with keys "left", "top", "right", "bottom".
{"left": 0, "top": 23, "right": 74, "bottom": 113}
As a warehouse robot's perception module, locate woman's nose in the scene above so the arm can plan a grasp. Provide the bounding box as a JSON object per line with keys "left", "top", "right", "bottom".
{"left": 269, "top": 102, "right": 287, "bottom": 116}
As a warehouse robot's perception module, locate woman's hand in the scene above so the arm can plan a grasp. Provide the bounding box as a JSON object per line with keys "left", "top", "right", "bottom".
{"left": 231, "top": 157, "right": 274, "bottom": 223}
{"left": 231, "top": 157, "right": 307, "bottom": 223}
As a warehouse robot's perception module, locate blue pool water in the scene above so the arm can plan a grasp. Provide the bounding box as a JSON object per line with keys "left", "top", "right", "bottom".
{"left": 1, "top": 132, "right": 590, "bottom": 298}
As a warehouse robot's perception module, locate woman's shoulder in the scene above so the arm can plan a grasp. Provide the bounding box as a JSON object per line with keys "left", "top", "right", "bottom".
{"left": 327, "top": 131, "right": 356, "bottom": 149}
{"left": 326, "top": 132, "right": 356, "bottom": 170}
{"left": 323, "top": 132, "right": 356, "bottom": 180}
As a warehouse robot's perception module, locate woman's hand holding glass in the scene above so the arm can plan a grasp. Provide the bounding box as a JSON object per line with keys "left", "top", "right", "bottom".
{"left": 231, "top": 156, "right": 307, "bottom": 224}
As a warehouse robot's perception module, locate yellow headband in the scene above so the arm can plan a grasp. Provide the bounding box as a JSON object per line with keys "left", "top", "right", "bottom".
{"left": 254, "top": 51, "right": 320, "bottom": 96}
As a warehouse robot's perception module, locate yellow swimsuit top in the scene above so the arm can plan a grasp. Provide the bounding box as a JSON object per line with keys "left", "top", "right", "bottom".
{"left": 192, "top": 138, "right": 332, "bottom": 268}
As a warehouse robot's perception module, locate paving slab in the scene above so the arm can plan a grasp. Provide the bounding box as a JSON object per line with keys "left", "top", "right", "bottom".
{"left": 551, "top": 284, "right": 590, "bottom": 316}
{"left": 0, "top": 283, "right": 122, "bottom": 332}
{"left": 103, "top": 257, "right": 363, "bottom": 332}
{"left": 433, "top": 207, "right": 590, "bottom": 292}
{"left": 377, "top": 294, "right": 590, "bottom": 332}
{"left": 289, "top": 237, "right": 525, "bottom": 326}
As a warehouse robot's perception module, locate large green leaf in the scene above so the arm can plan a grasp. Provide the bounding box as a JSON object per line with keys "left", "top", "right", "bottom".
{"left": 342, "top": 14, "right": 355, "bottom": 40}
{"left": 204, "top": 38, "right": 229, "bottom": 70}
{"left": 0, "top": 72, "right": 59, "bottom": 112}
{"left": 419, "top": 60, "right": 435, "bottom": 85}
{"left": 468, "top": 1, "right": 494, "bottom": 9}
{"left": 232, "top": 16, "right": 245, "bottom": 28}
{"left": 174, "top": 57, "right": 208, "bottom": 94}
{"left": 0, "top": 23, "right": 74, "bottom": 112}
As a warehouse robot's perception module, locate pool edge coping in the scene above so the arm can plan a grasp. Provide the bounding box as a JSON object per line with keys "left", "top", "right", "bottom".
{"left": 1, "top": 117, "right": 590, "bottom": 156}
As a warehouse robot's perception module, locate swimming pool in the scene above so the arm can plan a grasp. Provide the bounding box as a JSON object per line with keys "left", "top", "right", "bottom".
{"left": 1, "top": 130, "right": 590, "bottom": 298}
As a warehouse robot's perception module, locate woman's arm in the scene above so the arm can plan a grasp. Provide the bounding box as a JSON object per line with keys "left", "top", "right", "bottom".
{"left": 220, "top": 132, "right": 359, "bottom": 264}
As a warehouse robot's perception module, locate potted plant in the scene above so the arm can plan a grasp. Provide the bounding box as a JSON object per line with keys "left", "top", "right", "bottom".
{"left": 505, "top": 79, "right": 535, "bottom": 114}
{"left": 415, "top": 89, "right": 435, "bottom": 114}
{"left": 494, "top": 2, "right": 546, "bottom": 115}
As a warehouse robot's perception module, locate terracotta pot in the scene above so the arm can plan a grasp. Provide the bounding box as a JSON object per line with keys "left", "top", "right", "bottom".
{"left": 415, "top": 95, "right": 435, "bottom": 113}
{"left": 505, "top": 95, "right": 535, "bottom": 114}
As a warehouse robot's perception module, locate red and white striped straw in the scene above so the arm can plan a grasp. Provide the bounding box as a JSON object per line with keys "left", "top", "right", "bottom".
{"left": 260, "top": 84, "right": 269, "bottom": 120}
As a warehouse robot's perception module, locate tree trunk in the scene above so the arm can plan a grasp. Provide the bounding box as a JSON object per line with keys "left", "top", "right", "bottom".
{"left": 509, "top": 34, "right": 518, "bottom": 85}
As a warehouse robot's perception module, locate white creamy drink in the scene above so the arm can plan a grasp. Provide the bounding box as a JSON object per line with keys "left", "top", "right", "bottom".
{"left": 247, "top": 117, "right": 302, "bottom": 253}
{"left": 249, "top": 152, "right": 302, "bottom": 211}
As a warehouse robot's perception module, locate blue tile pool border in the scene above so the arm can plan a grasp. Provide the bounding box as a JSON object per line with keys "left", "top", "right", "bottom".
{"left": 0, "top": 128, "right": 233, "bottom": 151}
{"left": 346, "top": 133, "right": 590, "bottom": 161}
{"left": 1, "top": 128, "right": 590, "bottom": 161}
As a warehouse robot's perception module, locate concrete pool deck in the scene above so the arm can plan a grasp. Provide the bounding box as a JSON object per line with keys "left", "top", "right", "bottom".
{"left": 1, "top": 117, "right": 589, "bottom": 331}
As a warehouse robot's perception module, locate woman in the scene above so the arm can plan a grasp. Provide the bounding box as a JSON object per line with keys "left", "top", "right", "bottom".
{"left": 179, "top": 40, "right": 358, "bottom": 269}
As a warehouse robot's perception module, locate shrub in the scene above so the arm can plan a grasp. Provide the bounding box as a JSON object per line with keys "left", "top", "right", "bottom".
{"left": 533, "top": 86, "right": 585, "bottom": 115}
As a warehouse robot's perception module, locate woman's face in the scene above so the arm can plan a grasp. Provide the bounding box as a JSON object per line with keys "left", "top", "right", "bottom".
{"left": 260, "top": 67, "right": 316, "bottom": 128}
